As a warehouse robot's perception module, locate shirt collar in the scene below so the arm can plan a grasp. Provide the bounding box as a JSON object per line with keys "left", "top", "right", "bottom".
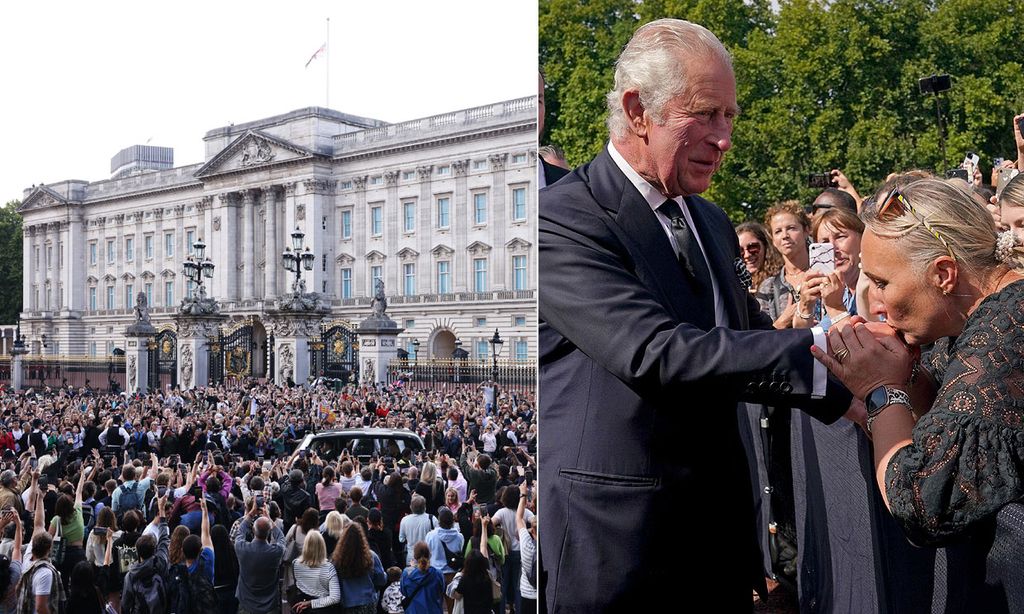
{"left": 607, "top": 142, "right": 683, "bottom": 212}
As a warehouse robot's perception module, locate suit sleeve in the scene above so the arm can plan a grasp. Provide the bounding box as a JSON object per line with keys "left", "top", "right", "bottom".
{"left": 539, "top": 197, "right": 849, "bottom": 422}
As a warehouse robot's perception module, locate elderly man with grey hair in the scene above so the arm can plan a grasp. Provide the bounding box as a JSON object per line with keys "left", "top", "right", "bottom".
{"left": 539, "top": 17, "right": 851, "bottom": 612}
{"left": 235, "top": 498, "right": 286, "bottom": 614}
{"left": 397, "top": 494, "right": 436, "bottom": 566}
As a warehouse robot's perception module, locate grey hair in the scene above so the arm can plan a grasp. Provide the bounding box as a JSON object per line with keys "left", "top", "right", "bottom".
{"left": 862, "top": 178, "right": 1023, "bottom": 277}
{"left": 606, "top": 19, "right": 733, "bottom": 139}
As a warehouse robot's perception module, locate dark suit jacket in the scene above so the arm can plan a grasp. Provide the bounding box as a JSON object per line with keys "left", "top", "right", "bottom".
{"left": 542, "top": 158, "right": 570, "bottom": 186}
{"left": 538, "top": 149, "right": 849, "bottom": 613}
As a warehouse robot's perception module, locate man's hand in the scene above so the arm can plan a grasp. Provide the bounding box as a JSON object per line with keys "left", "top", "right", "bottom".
{"left": 813, "top": 321, "right": 913, "bottom": 399}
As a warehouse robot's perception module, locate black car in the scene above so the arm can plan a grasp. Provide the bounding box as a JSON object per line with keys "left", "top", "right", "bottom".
{"left": 296, "top": 428, "right": 424, "bottom": 464}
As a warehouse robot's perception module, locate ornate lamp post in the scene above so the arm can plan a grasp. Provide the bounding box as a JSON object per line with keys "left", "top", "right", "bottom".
{"left": 488, "top": 329, "right": 503, "bottom": 390}
{"left": 180, "top": 238, "right": 217, "bottom": 314}
{"left": 279, "top": 227, "right": 318, "bottom": 311}
{"left": 411, "top": 339, "right": 421, "bottom": 366}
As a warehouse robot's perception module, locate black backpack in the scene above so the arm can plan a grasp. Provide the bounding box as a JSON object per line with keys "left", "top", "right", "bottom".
{"left": 167, "top": 561, "right": 218, "bottom": 614}
{"left": 125, "top": 564, "right": 167, "bottom": 614}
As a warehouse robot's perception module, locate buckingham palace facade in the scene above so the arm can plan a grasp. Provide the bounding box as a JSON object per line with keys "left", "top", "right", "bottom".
{"left": 17, "top": 96, "right": 538, "bottom": 379}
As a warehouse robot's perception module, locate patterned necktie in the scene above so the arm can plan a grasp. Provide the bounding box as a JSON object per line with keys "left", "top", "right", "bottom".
{"left": 659, "top": 199, "right": 712, "bottom": 290}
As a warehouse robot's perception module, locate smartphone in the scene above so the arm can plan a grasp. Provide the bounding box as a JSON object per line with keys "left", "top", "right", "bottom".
{"left": 255, "top": 494, "right": 264, "bottom": 508}
{"left": 474, "top": 504, "right": 487, "bottom": 516}
{"left": 996, "top": 168, "right": 1020, "bottom": 196}
{"left": 945, "top": 168, "right": 969, "bottom": 182}
{"left": 808, "top": 242, "right": 835, "bottom": 274}
{"left": 807, "top": 173, "right": 835, "bottom": 189}
{"left": 29, "top": 458, "right": 37, "bottom": 470}
{"left": 962, "top": 152, "right": 980, "bottom": 181}
{"left": 93, "top": 526, "right": 107, "bottom": 536}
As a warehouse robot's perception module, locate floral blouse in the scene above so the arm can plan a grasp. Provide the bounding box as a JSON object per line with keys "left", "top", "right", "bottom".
{"left": 885, "top": 280, "right": 1024, "bottom": 546}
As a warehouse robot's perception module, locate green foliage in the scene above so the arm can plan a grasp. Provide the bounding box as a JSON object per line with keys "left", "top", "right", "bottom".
{"left": 540, "top": 0, "right": 1024, "bottom": 223}
{"left": 0, "top": 202, "right": 22, "bottom": 322}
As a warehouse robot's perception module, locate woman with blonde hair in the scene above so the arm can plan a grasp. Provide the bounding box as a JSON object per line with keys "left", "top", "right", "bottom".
{"left": 414, "top": 461, "right": 445, "bottom": 514}
{"left": 332, "top": 524, "right": 386, "bottom": 614}
{"left": 814, "top": 178, "right": 1024, "bottom": 547}
{"left": 399, "top": 541, "right": 444, "bottom": 614}
{"left": 322, "top": 510, "right": 350, "bottom": 556}
{"left": 289, "top": 530, "right": 341, "bottom": 613}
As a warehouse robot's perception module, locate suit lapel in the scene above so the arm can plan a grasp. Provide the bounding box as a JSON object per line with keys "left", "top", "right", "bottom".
{"left": 685, "top": 196, "right": 746, "bottom": 328}
{"left": 585, "top": 151, "right": 715, "bottom": 329}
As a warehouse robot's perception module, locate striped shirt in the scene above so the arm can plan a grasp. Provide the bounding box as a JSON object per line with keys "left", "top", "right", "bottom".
{"left": 292, "top": 559, "right": 341, "bottom": 609}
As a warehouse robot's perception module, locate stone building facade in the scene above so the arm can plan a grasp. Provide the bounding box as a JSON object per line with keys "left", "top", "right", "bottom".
{"left": 17, "top": 97, "right": 537, "bottom": 379}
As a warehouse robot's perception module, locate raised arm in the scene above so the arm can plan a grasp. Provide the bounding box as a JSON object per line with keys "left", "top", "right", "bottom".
{"left": 515, "top": 481, "right": 528, "bottom": 532}
{"left": 10, "top": 510, "right": 22, "bottom": 563}
{"left": 75, "top": 465, "right": 88, "bottom": 508}
{"left": 199, "top": 494, "right": 213, "bottom": 549}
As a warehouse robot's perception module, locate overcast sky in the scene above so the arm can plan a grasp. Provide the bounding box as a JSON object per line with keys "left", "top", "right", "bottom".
{"left": 0, "top": 1, "right": 538, "bottom": 205}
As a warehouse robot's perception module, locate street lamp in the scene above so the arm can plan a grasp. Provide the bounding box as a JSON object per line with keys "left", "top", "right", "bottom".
{"left": 411, "top": 339, "right": 420, "bottom": 366}
{"left": 183, "top": 238, "right": 215, "bottom": 295}
{"left": 488, "top": 329, "right": 503, "bottom": 391}
{"left": 282, "top": 227, "right": 316, "bottom": 294}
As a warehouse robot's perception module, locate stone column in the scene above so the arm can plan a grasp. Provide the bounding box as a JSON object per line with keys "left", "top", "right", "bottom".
{"left": 22, "top": 227, "right": 32, "bottom": 312}
{"left": 488, "top": 153, "right": 509, "bottom": 289}
{"left": 174, "top": 314, "right": 225, "bottom": 389}
{"left": 242, "top": 189, "right": 256, "bottom": 301}
{"left": 267, "top": 313, "right": 324, "bottom": 387}
{"left": 262, "top": 186, "right": 278, "bottom": 300}
{"left": 10, "top": 341, "right": 27, "bottom": 391}
{"left": 213, "top": 193, "right": 239, "bottom": 302}
{"left": 34, "top": 226, "right": 45, "bottom": 311}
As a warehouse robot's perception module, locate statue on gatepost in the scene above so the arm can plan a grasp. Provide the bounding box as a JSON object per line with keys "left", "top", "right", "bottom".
{"left": 134, "top": 292, "right": 151, "bottom": 324}
{"left": 370, "top": 280, "right": 388, "bottom": 317}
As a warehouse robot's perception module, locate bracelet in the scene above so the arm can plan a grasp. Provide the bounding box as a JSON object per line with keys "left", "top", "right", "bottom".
{"left": 796, "top": 307, "right": 814, "bottom": 320}
{"left": 830, "top": 311, "right": 851, "bottom": 324}
{"left": 866, "top": 403, "right": 914, "bottom": 434}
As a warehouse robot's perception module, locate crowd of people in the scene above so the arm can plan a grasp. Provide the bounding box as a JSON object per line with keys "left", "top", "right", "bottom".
{"left": 0, "top": 380, "right": 537, "bottom": 614}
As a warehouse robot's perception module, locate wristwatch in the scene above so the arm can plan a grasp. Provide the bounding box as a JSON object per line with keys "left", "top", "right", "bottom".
{"left": 864, "top": 385, "right": 912, "bottom": 433}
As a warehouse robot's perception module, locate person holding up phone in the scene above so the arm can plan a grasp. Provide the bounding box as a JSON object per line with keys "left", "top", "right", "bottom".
{"left": 806, "top": 207, "right": 867, "bottom": 331}
{"left": 757, "top": 201, "right": 830, "bottom": 329}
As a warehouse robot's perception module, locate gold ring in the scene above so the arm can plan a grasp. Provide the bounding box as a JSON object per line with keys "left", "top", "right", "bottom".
{"left": 834, "top": 347, "right": 850, "bottom": 364}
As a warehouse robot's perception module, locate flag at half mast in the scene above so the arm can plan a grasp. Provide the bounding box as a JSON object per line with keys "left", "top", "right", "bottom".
{"left": 305, "top": 43, "right": 326, "bottom": 68}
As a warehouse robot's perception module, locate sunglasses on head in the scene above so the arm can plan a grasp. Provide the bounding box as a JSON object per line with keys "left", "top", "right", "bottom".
{"left": 878, "top": 187, "right": 955, "bottom": 259}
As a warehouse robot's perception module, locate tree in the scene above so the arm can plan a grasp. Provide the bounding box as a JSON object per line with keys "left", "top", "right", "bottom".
{"left": 540, "top": 0, "right": 1024, "bottom": 222}
{"left": 0, "top": 202, "right": 22, "bottom": 323}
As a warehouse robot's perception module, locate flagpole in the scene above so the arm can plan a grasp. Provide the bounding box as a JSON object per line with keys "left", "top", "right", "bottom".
{"left": 325, "top": 17, "right": 330, "bottom": 109}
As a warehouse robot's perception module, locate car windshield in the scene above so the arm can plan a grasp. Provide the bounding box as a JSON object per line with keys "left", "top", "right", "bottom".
{"left": 308, "top": 434, "right": 421, "bottom": 460}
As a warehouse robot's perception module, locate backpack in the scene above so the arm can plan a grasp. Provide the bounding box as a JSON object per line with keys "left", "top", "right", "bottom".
{"left": 125, "top": 565, "right": 167, "bottom": 614}
{"left": 167, "top": 561, "right": 218, "bottom": 614}
{"left": 118, "top": 482, "right": 144, "bottom": 520}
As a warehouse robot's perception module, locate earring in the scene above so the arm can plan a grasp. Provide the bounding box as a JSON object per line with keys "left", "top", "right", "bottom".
{"left": 942, "top": 289, "right": 949, "bottom": 296}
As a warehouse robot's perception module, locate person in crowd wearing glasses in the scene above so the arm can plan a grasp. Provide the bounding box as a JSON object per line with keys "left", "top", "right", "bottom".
{"left": 813, "top": 177, "right": 1024, "bottom": 551}
{"left": 735, "top": 221, "right": 782, "bottom": 293}
{"left": 757, "top": 201, "right": 830, "bottom": 329}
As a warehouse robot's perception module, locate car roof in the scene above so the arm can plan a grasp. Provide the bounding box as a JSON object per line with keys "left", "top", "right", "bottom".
{"left": 309, "top": 428, "right": 420, "bottom": 438}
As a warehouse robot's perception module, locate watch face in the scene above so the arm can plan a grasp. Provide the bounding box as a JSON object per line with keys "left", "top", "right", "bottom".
{"left": 866, "top": 386, "right": 889, "bottom": 416}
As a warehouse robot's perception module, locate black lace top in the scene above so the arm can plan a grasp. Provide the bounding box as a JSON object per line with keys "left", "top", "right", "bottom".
{"left": 885, "top": 279, "right": 1024, "bottom": 546}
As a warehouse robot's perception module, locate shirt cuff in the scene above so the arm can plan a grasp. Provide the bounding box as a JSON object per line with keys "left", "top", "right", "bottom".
{"left": 811, "top": 326, "right": 827, "bottom": 399}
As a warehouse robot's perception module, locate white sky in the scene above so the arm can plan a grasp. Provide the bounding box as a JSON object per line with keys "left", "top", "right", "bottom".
{"left": 0, "top": 1, "right": 538, "bottom": 205}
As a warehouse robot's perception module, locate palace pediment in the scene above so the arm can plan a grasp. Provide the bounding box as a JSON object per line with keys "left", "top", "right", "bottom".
{"left": 17, "top": 186, "right": 72, "bottom": 213}
{"left": 194, "top": 130, "right": 322, "bottom": 178}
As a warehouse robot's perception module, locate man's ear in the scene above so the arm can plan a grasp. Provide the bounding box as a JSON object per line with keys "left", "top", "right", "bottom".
{"left": 622, "top": 90, "right": 648, "bottom": 138}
